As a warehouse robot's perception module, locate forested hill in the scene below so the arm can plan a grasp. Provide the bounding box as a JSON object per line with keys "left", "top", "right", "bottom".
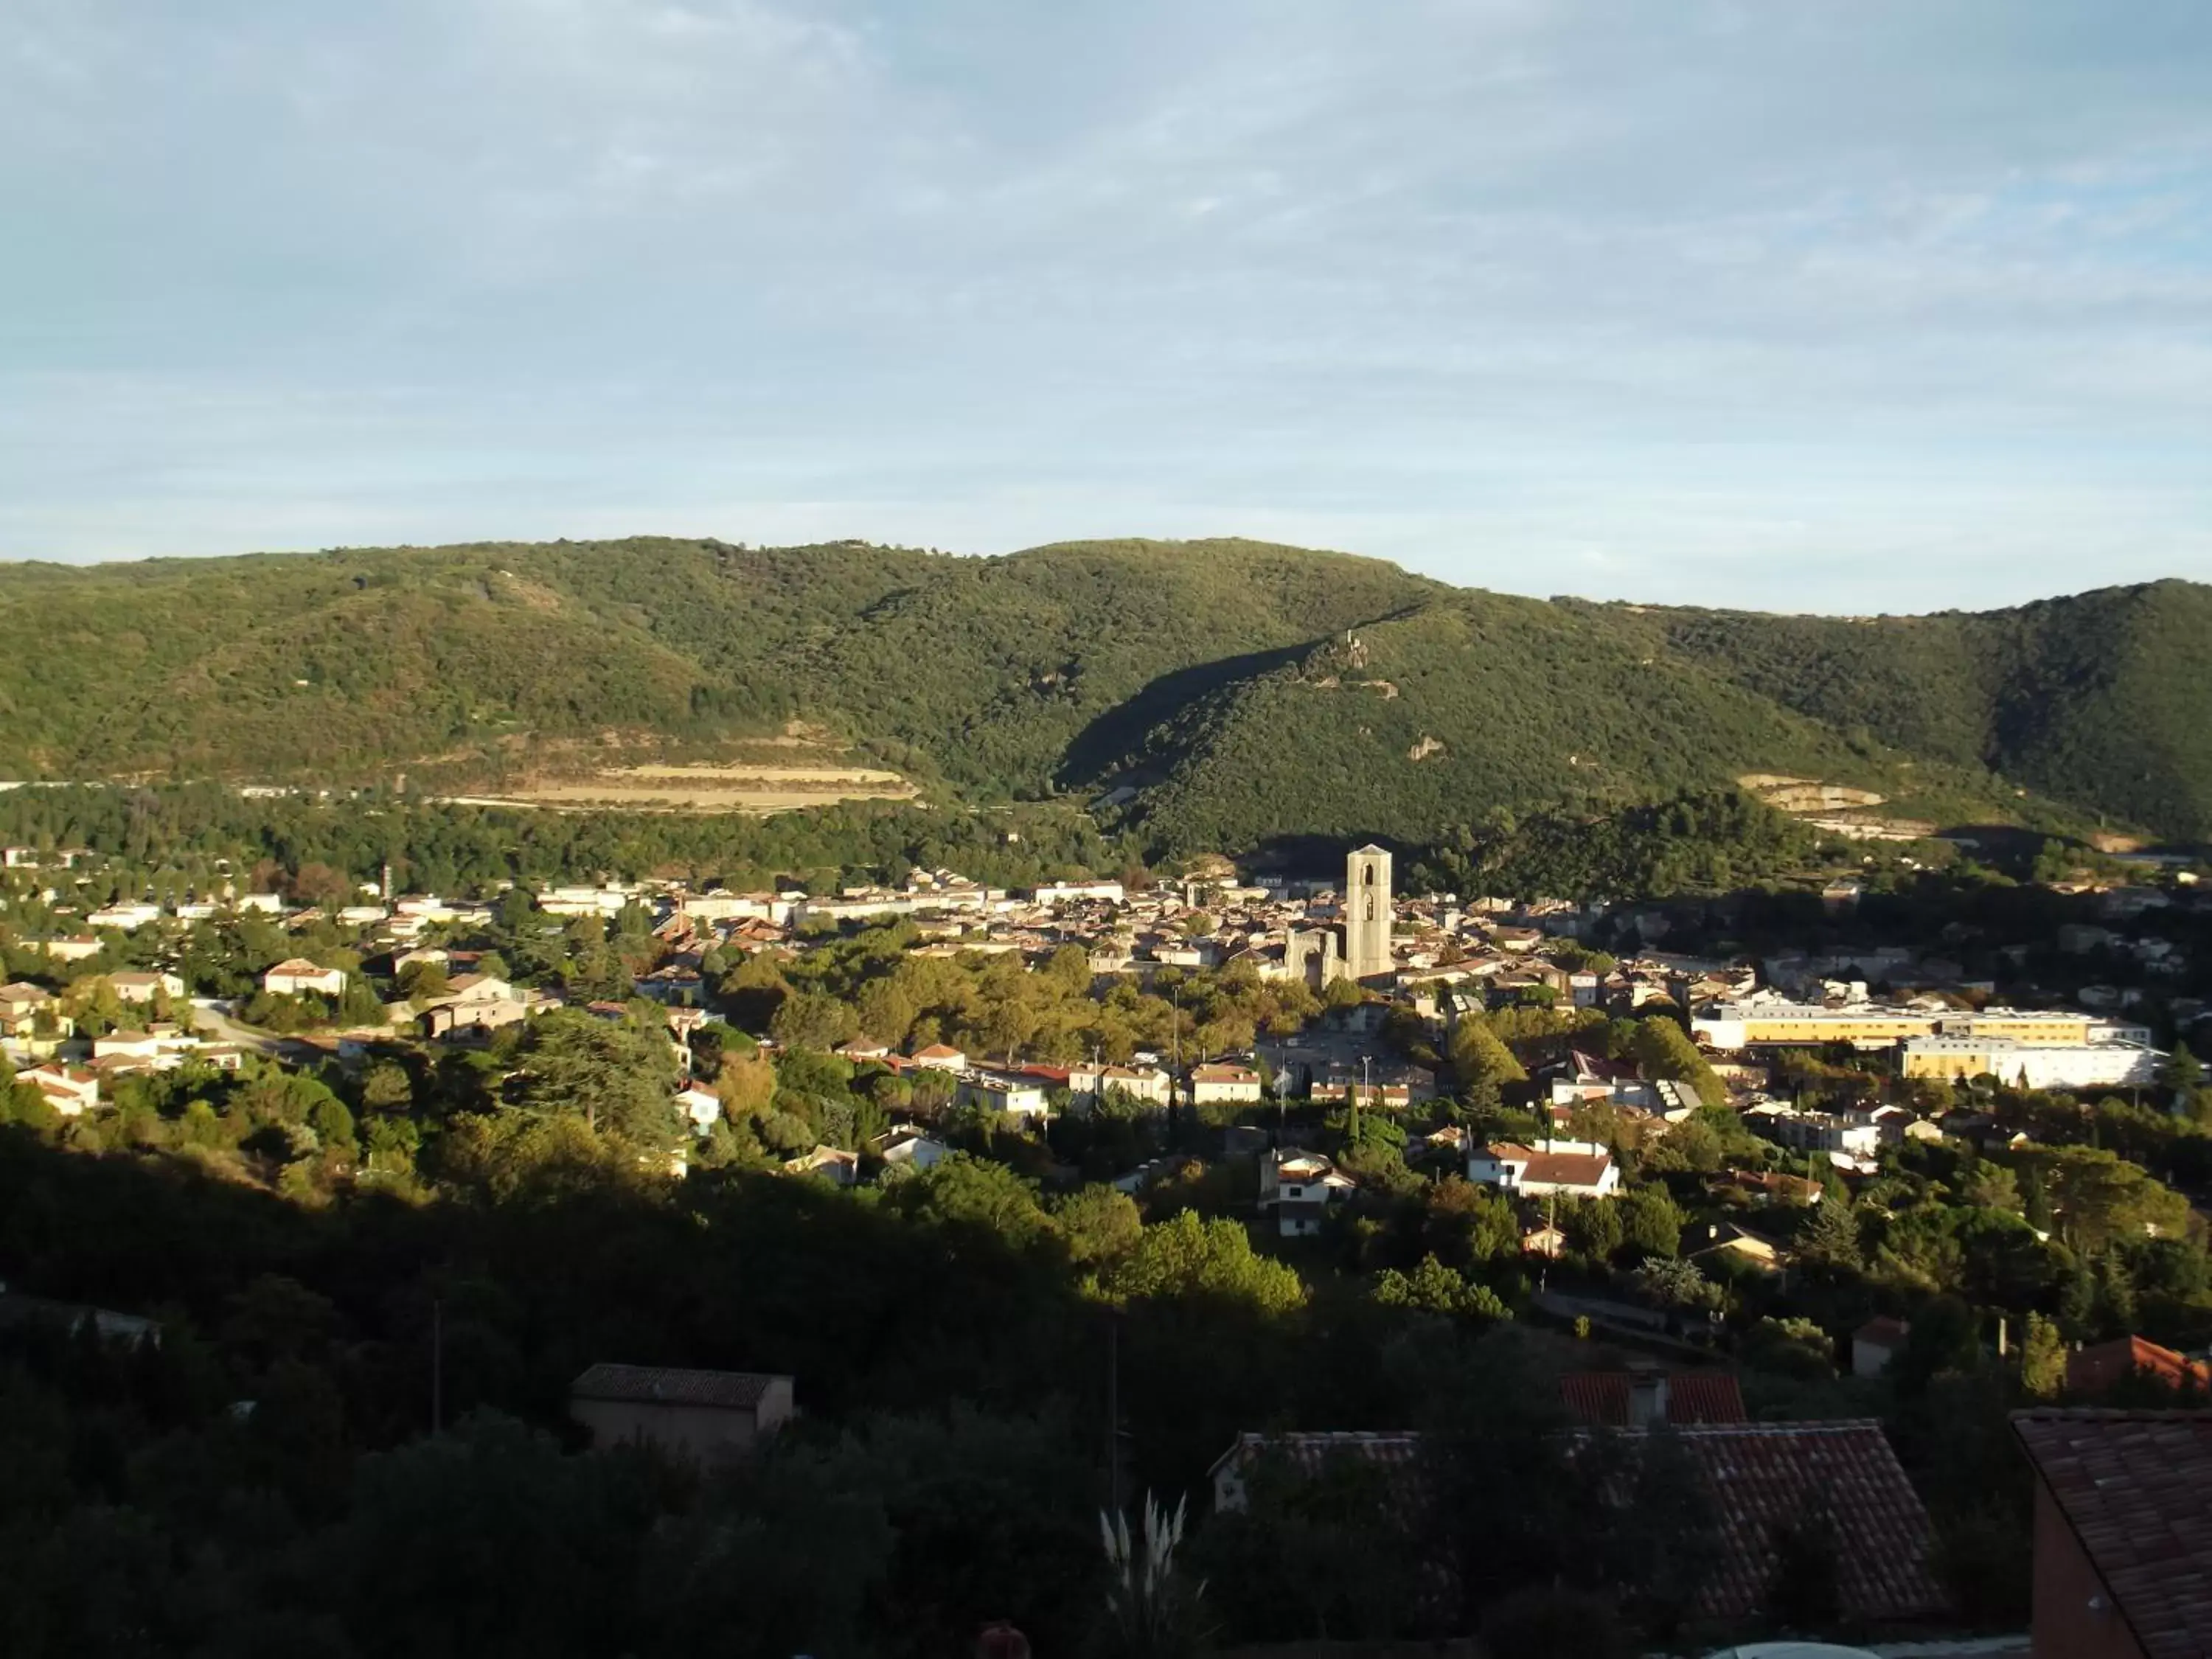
{"left": 1646, "top": 579, "right": 2212, "bottom": 845}
{"left": 0, "top": 538, "right": 1438, "bottom": 801}
{"left": 0, "top": 535, "right": 2204, "bottom": 849}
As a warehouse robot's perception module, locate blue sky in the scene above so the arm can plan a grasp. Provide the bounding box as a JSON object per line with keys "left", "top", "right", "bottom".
{"left": 4, "top": 1, "right": 2209, "bottom": 611}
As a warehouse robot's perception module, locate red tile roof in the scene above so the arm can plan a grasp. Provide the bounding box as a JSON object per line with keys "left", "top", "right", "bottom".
{"left": 1652, "top": 1421, "right": 1947, "bottom": 1623}
{"left": 1507, "top": 1147, "right": 1613, "bottom": 1188}
{"left": 2067, "top": 1337, "right": 2212, "bottom": 1400}
{"left": 1558, "top": 1371, "right": 1747, "bottom": 1427}
{"left": 1215, "top": 1420, "right": 1943, "bottom": 1624}
{"left": 1210, "top": 1429, "right": 1422, "bottom": 1481}
{"left": 2014, "top": 1409, "right": 2212, "bottom": 1659}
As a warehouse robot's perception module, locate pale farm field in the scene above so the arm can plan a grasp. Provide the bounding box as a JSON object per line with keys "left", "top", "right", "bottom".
{"left": 437, "top": 762, "right": 919, "bottom": 815}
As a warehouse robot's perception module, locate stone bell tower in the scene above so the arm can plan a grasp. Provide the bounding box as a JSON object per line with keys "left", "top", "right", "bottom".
{"left": 1343, "top": 844, "right": 1393, "bottom": 981}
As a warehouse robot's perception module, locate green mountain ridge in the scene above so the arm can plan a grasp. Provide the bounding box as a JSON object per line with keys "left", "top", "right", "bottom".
{"left": 0, "top": 535, "right": 2202, "bottom": 850}
{"left": 1646, "top": 577, "right": 2212, "bottom": 842}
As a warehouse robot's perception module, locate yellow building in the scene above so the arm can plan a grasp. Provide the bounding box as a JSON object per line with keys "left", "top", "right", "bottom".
{"left": 1956, "top": 1012, "right": 2095, "bottom": 1046}
{"left": 1695, "top": 1002, "right": 2102, "bottom": 1053}
{"left": 1899, "top": 1035, "right": 2160, "bottom": 1091}
{"left": 1694, "top": 1005, "right": 1941, "bottom": 1049}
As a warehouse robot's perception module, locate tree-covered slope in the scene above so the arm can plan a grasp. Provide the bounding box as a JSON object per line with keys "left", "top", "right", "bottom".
{"left": 713, "top": 537, "right": 1444, "bottom": 793}
{"left": 0, "top": 537, "right": 2205, "bottom": 846}
{"left": 0, "top": 551, "right": 722, "bottom": 776}
{"left": 0, "top": 536, "right": 1439, "bottom": 793}
{"left": 1652, "top": 579, "right": 2212, "bottom": 839}
{"left": 1093, "top": 592, "right": 1892, "bottom": 851}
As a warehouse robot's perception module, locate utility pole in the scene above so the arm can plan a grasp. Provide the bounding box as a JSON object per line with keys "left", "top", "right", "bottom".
{"left": 431, "top": 1295, "right": 445, "bottom": 1436}
{"left": 1541, "top": 1186, "right": 1556, "bottom": 1295}
{"left": 1169, "top": 984, "right": 1183, "bottom": 1144}
{"left": 1106, "top": 1313, "right": 1124, "bottom": 1520}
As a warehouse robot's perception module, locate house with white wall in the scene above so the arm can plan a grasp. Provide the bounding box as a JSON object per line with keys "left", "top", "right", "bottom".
{"left": 1259, "top": 1148, "right": 1358, "bottom": 1236}
{"left": 263, "top": 959, "right": 349, "bottom": 998}
{"left": 1467, "top": 1138, "right": 1620, "bottom": 1199}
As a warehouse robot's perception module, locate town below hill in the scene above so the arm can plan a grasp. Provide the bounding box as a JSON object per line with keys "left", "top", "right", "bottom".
{"left": 4, "top": 789, "right": 2212, "bottom": 1655}
{"left": 6, "top": 536, "right": 2212, "bottom": 852}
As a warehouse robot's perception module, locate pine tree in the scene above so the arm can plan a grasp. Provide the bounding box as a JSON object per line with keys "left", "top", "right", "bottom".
{"left": 1797, "top": 1194, "right": 1862, "bottom": 1272}
{"left": 2166, "top": 1041, "right": 2204, "bottom": 1094}
{"left": 2092, "top": 1254, "right": 2138, "bottom": 1338}
{"left": 2057, "top": 1259, "right": 2097, "bottom": 1340}
{"left": 2020, "top": 1312, "right": 2066, "bottom": 1400}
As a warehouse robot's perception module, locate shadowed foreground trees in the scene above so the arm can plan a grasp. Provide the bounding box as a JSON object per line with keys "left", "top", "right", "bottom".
{"left": 0, "top": 1074, "right": 2066, "bottom": 1653}
{"left": 0, "top": 1124, "right": 1432, "bottom": 1655}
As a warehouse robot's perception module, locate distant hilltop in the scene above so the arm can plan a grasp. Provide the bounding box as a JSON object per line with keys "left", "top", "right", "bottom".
{"left": 0, "top": 535, "right": 2205, "bottom": 851}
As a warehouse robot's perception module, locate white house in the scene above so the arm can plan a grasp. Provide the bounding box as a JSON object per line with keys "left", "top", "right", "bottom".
{"left": 957, "top": 1071, "right": 1050, "bottom": 1118}
{"left": 782, "top": 1144, "right": 860, "bottom": 1186}
{"left": 1032, "top": 880, "right": 1127, "bottom": 906}
{"left": 0, "top": 982, "right": 68, "bottom": 1056}
{"left": 1068, "top": 1063, "right": 1174, "bottom": 1110}
{"left": 86, "top": 902, "right": 161, "bottom": 931}
{"left": 263, "top": 959, "right": 349, "bottom": 998}
{"left": 105, "top": 971, "right": 184, "bottom": 1006}
{"left": 1467, "top": 1139, "right": 1621, "bottom": 1199}
{"left": 910, "top": 1044, "right": 967, "bottom": 1072}
{"left": 538, "top": 886, "right": 636, "bottom": 917}
{"left": 1187, "top": 1062, "right": 1263, "bottom": 1105}
{"left": 445, "top": 973, "right": 518, "bottom": 1004}
{"left": 1259, "top": 1148, "right": 1360, "bottom": 1237}
{"left": 91, "top": 1029, "right": 204, "bottom": 1071}
{"left": 1753, "top": 1111, "right": 1882, "bottom": 1160}
{"left": 37, "top": 936, "right": 104, "bottom": 964}
{"left": 420, "top": 995, "right": 530, "bottom": 1040}
{"left": 876, "top": 1128, "right": 950, "bottom": 1171}
{"left": 21, "top": 1062, "right": 100, "bottom": 1116}
{"left": 675, "top": 1085, "right": 723, "bottom": 1134}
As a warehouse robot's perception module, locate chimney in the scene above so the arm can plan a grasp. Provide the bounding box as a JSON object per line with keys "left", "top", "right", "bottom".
{"left": 1628, "top": 1372, "right": 1670, "bottom": 1428}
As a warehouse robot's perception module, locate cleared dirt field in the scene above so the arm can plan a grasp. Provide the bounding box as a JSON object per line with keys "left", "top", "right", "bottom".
{"left": 438, "top": 762, "right": 919, "bottom": 814}
{"left": 1737, "top": 773, "right": 1888, "bottom": 811}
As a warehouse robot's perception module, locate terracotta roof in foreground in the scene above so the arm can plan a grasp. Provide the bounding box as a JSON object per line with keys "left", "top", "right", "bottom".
{"left": 1210, "top": 1419, "right": 1944, "bottom": 1624}
{"left": 1558, "top": 1371, "right": 1746, "bottom": 1427}
{"left": 1206, "top": 1430, "right": 1421, "bottom": 1482}
{"left": 2014, "top": 1408, "right": 2212, "bottom": 1659}
{"left": 1651, "top": 1420, "right": 1947, "bottom": 1624}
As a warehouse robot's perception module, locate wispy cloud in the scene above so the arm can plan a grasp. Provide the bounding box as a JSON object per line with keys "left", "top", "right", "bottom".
{"left": 1, "top": 0, "right": 2208, "bottom": 609}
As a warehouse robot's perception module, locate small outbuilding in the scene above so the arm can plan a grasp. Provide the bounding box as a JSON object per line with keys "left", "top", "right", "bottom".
{"left": 568, "top": 1362, "right": 794, "bottom": 1462}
